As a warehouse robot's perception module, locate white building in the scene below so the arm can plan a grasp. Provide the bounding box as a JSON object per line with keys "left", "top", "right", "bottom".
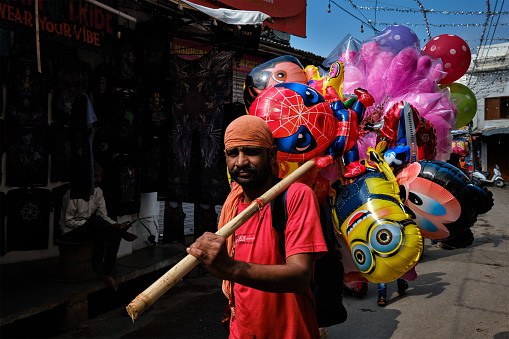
{"left": 456, "top": 42, "right": 509, "bottom": 179}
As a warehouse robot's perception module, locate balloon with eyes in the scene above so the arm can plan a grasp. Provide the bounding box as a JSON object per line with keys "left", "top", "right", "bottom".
{"left": 243, "top": 55, "right": 308, "bottom": 113}
{"left": 396, "top": 160, "right": 494, "bottom": 245}
{"left": 249, "top": 82, "right": 374, "bottom": 173}
{"left": 333, "top": 147, "right": 423, "bottom": 283}
{"left": 374, "top": 101, "right": 493, "bottom": 247}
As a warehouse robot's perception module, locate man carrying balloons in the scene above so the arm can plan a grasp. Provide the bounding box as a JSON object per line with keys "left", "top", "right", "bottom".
{"left": 187, "top": 115, "right": 328, "bottom": 338}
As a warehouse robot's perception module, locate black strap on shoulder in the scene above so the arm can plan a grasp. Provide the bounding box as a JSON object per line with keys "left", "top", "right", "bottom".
{"left": 270, "top": 186, "right": 288, "bottom": 258}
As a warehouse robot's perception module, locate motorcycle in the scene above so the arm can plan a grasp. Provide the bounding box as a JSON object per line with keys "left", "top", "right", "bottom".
{"left": 472, "top": 164, "right": 505, "bottom": 187}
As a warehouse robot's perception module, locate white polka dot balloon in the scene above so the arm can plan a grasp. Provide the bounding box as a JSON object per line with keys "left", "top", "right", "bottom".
{"left": 423, "top": 34, "right": 471, "bottom": 84}
{"left": 375, "top": 25, "right": 420, "bottom": 53}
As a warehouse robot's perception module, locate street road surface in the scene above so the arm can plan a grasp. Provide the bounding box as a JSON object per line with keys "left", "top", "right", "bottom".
{"left": 59, "top": 187, "right": 509, "bottom": 339}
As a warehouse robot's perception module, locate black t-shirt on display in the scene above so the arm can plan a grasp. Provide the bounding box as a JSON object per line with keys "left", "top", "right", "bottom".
{"left": 6, "top": 188, "right": 51, "bottom": 251}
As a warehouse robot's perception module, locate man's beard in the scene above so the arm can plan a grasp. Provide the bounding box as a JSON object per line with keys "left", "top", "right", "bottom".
{"left": 230, "top": 163, "right": 271, "bottom": 189}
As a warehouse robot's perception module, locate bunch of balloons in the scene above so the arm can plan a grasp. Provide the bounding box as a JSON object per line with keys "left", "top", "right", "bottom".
{"left": 323, "top": 27, "right": 478, "bottom": 158}
{"left": 422, "top": 34, "right": 477, "bottom": 128}
{"left": 240, "top": 24, "right": 490, "bottom": 284}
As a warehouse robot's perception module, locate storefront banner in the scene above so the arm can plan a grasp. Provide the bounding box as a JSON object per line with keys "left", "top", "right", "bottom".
{"left": 173, "top": 37, "right": 265, "bottom": 73}
{"left": 0, "top": 0, "right": 117, "bottom": 53}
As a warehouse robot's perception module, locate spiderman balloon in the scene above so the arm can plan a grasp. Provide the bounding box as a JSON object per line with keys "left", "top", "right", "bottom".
{"left": 250, "top": 82, "right": 374, "bottom": 172}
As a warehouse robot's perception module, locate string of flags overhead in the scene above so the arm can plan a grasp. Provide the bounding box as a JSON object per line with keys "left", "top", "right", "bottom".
{"left": 371, "top": 21, "right": 509, "bottom": 27}
{"left": 349, "top": 5, "right": 508, "bottom": 16}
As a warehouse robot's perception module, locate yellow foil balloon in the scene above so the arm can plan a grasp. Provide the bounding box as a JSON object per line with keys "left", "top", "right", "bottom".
{"left": 332, "top": 149, "right": 422, "bottom": 283}
{"left": 304, "top": 62, "right": 344, "bottom": 101}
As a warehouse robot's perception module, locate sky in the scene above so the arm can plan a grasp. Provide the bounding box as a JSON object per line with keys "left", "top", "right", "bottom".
{"left": 291, "top": 0, "right": 509, "bottom": 59}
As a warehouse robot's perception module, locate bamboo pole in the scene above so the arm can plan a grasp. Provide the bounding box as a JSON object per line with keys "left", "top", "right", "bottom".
{"left": 126, "top": 158, "right": 317, "bottom": 321}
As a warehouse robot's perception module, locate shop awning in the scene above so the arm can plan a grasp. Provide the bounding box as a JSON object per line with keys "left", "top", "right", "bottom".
{"left": 481, "top": 127, "right": 509, "bottom": 136}
{"left": 181, "top": 0, "right": 272, "bottom": 25}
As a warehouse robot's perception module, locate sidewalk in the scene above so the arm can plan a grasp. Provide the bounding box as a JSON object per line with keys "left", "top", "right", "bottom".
{"left": 0, "top": 242, "right": 188, "bottom": 333}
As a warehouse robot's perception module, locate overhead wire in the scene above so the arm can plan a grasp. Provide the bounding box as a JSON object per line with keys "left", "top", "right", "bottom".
{"left": 468, "top": 0, "right": 493, "bottom": 86}
{"left": 330, "top": 0, "right": 379, "bottom": 33}
{"left": 477, "top": 0, "right": 498, "bottom": 68}
{"left": 351, "top": 3, "right": 508, "bottom": 15}
{"left": 344, "top": 0, "right": 381, "bottom": 32}
{"left": 476, "top": 0, "right": 508, "bottom": 97}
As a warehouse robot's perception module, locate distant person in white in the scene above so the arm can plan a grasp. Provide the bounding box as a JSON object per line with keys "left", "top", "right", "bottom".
{"left": 59, "top": 163, "right": 136, "bottom": 290}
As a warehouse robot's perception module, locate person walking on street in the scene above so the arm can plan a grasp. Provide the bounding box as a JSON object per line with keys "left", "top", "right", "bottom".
{"left": 187, "top": 115, "right": 328, "bottom": 338}
{"left": 378, "top": 279, "right": 409, "bottom": 307}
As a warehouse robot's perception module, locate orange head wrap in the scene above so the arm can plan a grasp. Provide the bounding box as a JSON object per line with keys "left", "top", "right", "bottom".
{"left": 224, "top": 115, "right": 274, "bottom": 150}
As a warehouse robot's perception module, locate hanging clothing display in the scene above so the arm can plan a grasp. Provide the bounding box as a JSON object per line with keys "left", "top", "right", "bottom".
{"left": 114, "top": 26, "right": 139, "bottom": 90}
{"left": 69, "top": 94, "right": 97, "bottom": 201}
{"left": 167, "top": 49, "right": 233, "bottom": 205}
{"left": 5, "top": 125, "right": 49, "bottom": 187}
{"left": 139, "top": 78, "right": 171, "bottom": 138}
{"left": 6, "top": 188, "right": 51, "bottom": 251}
{"left": 52, "top": 50, "right": 92, "bottom": 124}
{"left": 92, "top": 62, "right": 116, "bottom": 124}
{"left": 5, "top": 57, "right": 49, "bottom": 128}
{"left": 106, "top": 154, "right": 141, "bottom": 217}
{"left": 92, "top": 124, "right": 115, "bottom": 170}
{"left": 111, "top": 90, "right": 141, "bottom": 154}
{"left": 140, "top": 135, "right": 168, "bottom": 195}
{"left": 49, "top": 121, "right": 71, "bottom": 182}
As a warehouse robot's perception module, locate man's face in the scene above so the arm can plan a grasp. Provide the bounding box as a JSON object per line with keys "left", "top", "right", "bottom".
{"left": 225, "top": 146, "right": 272, "bottom": 189}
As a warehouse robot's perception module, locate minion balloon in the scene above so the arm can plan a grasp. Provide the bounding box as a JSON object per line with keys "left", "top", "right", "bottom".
{"left": 333, "top": 148, "right": 423, "bottom": 283}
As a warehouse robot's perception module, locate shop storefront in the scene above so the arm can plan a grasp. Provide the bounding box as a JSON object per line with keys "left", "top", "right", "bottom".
{"left": 0, "top": 0, "right": 323, "bottom": 265}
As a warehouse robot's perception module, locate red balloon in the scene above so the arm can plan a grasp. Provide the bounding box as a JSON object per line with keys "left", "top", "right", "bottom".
{"left": 423, "top": 34, "right": 471, "bottom": 84}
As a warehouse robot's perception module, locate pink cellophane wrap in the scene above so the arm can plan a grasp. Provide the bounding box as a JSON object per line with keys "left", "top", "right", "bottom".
{"left": 326, "top": 34, "right": 456, "bottom": 162}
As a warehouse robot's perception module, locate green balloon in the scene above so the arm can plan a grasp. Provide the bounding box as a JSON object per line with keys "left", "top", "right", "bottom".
{"left": 440, "top": 82, "right": 477, "bottom": 128}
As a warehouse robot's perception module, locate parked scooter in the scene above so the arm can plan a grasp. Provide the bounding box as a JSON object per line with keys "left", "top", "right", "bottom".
{"left": 472, "top": 165, "right": 505, "bottom": 187}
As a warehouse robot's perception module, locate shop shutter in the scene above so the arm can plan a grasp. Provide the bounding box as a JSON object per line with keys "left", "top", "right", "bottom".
{"left": 233, "top": 71, "right": 248, "bottom": 104}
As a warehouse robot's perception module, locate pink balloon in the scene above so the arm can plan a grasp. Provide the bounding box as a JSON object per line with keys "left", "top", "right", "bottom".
{"left": 422, "top": 34, "right": 471, "bottom": 84}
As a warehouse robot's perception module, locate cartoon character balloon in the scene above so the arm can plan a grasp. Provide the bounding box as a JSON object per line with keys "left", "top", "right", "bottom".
{"left": 250, "top": 82, "right": 337, "bottom": 162}
{"left": 243, "top": 55, "right": 308, "bottom": 112}
{"left": 250, "top": 83, "right": 374, "bottom": 169}
{"left": 333, "top": 149, "right": 423, "bottom": 283}
{"left": 377, "top": 101, "right": 437, "bottom": 167}
{"left": 423, "top": 34, "right": 471, "bottom": 84}
{"left": 440, "top": 82, "right": 477, "bottom": 128}
{"left": 304, "top": 61, "right": 345, "bottom": 101}
{"left": 396, "top": 160, "right": 494, "bottom": 241}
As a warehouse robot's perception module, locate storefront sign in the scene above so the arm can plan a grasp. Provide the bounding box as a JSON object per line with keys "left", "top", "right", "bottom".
{"left": 172, "top": 38, "right": 213, "bottom": 60}
{"left": 0, "top": 0, "right": 116, "bottom": 53}
{"left": 173, "top": 38, "right": 265, "bottom": 72}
